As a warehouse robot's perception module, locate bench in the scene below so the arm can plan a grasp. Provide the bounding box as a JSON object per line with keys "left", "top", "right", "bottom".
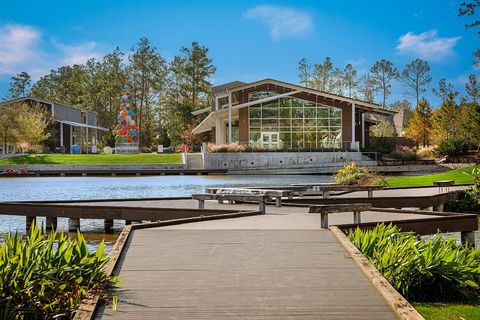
{"left": 312, "top": 185, "right": 384, "bottom": 199}
{"left": 205, "top": 188, "right": 294, "bottom": 207}
{"left": 192, "top": 193, "right": 271, "bottom": 213}
{"left": 433, "top": 180, "right": 455, "bottom": 193}
{"left": 308, "top": 203, "right": 372, "bottom": 229}
{"left": 245, "top": 186, "right": 308, "bottom": 197}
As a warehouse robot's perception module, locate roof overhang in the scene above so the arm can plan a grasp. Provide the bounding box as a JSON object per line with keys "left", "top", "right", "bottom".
{"left": 191, "top": 107, "right": 211, "bottom": 116}
{"left": 192, "top": 112, "right": 216, "bottom": 134}
{"left": 55, "top": 119, "right": 109, "bottom": 131}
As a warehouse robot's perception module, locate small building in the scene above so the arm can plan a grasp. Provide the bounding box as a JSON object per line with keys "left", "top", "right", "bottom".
{"left": 193, "top": 79, "right": 396, "bottom": 150}
{"left": 0, "top": 97, "right": 108, "bottom": 154}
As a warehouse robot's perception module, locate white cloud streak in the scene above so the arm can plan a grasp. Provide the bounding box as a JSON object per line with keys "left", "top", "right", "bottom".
{"left": 396, "top": 30, "right": 461, "bottom": 61}
{"left": 244, "top": 5, "right": 313, "bottom": 41}
{"left": 0, "top": 24, "right": 41, "bottom": 74}
{"left": 0, "top": 23, "right": 105, "bottom": 79}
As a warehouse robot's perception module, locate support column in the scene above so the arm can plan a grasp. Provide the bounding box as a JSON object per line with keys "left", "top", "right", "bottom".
{"left": 69, "top": 218, "right": 80, "bottom": 232}
{"left": 86, "top": 127, "right": 89, "bottom": 154}
{"left": 60, "top": 123, "right": 64, "bottom": 147}
{"left": 26, "top": 216, "right": 35, "bottom": 231}
{"left": 361, "top": 113, "right": 365, "bottom": 149}
{"left": 104, "top": 219, "right": 114, "bottom": 233}
{"left": 351, "top": 102, "right": 356, "bottom": 150}
{"left": 45, "top": 217, "right": 57, "bottom": 230}
{"left": 69, "top": 125, "right": 73, "bottom": 153}
{"left": 228, "top": 90, "right": 232, "bottom": 144}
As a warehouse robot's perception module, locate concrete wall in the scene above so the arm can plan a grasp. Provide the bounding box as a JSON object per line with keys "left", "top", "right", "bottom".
{"left": 203, "top": 152, "right": 375, "bottom": 170}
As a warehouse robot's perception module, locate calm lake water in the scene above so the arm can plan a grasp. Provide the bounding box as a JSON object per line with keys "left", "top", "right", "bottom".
{"left": 0, "top": 175, "right": 332, "bottom": 250}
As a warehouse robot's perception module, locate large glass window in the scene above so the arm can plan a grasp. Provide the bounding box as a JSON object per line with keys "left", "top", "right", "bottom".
{"left": 248, "top": 96, "right": 342, "bottom": 149}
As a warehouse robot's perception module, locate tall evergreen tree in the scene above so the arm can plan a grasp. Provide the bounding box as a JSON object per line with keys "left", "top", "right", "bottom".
{"left": 358, "top": 73, "right": 375, "bottom": 103}
{"left": 6, "top": 72, "right": 31, "bottom": 99}
{"left": 341, "top": 64, "right": 358, "bottom": 98}
{"left": 432, "top": 78, "right": 459, "bottom": 104}
{"left": 297, "top": 58, "right": 311, "bottom": 87}
{"left": 312, "top": 57, "right": 333, "bottom": 92}
{"left": 401, "top": 58, "right": 432, "bottom": 107}
{"left": 129, "top": 37, "right": 167, "bottom": 148}
{"left": 465, "top": 74, "right": 480, "bottom": 103}
{"left": 179, "top": 41, "right": 216, "bottom": 110}
{"left": 370, "top": 59, "right": 399, "bottom": 108}
{"left": 432, "top": 98, "right": 462, "bottom": 141}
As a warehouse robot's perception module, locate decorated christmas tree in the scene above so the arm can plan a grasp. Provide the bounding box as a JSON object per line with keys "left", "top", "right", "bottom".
{"left": 114, "top": 85, "right": 139, "bottom": 153}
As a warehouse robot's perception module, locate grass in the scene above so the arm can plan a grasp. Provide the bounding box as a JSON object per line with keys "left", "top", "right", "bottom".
{"left": 415, "top": 303, "right": 480, "bottom": 320}
{"left": 0, "top": 153, "right": 182, "bottom": 165}
{"left": 386, "top": 165, "right": 479, "bottom": 187}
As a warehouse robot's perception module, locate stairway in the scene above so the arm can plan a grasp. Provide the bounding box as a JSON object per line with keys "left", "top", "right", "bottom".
{"left": 186, "top": 153, "right": 204, "bottom": 170}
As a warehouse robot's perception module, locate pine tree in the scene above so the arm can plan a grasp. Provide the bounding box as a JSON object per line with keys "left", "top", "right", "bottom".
{"left": 370, "top": 59, "right": 399, "bottom": 108}
{"left": 404, "top": 98, "right": 433, "bottom": 147}
{"left": 297, "top": 58, "right": 311, "bottom": 87}
{"left": 401, "top": 58, "right": 431, "bottom": 107}
{"left": 465, "top": 74, "right": 480, "bottom": 103}
{"left": 6, "top": 72, "right": 31, "bottom": 99}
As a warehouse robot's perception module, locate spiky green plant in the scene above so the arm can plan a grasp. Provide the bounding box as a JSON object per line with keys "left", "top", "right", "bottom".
{"left": 348, "top": 224, "right": 480, "bottom": 302}
{"left": 0, "top": 222, "right": 118, "bottom": 319}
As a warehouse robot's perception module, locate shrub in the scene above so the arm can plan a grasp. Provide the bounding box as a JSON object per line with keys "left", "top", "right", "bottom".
{"left": 334, "top": 162, "right": 385, "bottom": 185}
{"left": 348, "top": 224, "right": 480, "bottom": 302}
{"left": 417, "top": 146, "right": 437, "bottom": 159}
{"left": 445, "top": 167, "right": 480, "bottom": 213}
{"left": 0, "top": 223, "right": 118, "bottom": 319}
{"left": 367, "top": 137, "right": 396, "bottom": 154}
{"left": 437, "top": 138, "right": 470, "bottom": 156}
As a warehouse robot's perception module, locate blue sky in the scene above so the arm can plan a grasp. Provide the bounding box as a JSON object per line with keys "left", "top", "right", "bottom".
{"left": 0, "top": 0, "right": 478, "bottom": 106}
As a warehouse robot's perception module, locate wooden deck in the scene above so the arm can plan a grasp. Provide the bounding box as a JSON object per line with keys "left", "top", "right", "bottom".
{"left": 97, "top": 228, "right": 399, "bottom": 319}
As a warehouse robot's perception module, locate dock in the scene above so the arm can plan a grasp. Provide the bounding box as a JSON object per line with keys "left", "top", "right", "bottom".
{"left": 97, "top": 218, "right": 402, "bottom": 319}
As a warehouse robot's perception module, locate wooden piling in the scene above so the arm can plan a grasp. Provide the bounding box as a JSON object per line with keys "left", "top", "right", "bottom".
{"left": 104, "top": 219, "right": 114, "bottom": 232}
{"left": 69, "top": 218, "right": 80, "bottom": 232}
{"left": 45, "top": 216, "right": 57, "bottom": 230}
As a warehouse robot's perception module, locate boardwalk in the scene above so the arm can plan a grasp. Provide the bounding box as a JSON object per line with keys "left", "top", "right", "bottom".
{"left": 97, "top": 209, "right": 401, "bottom": 319}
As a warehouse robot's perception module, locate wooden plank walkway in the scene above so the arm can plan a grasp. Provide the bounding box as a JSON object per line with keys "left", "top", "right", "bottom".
{"left": 97, "top": 216, "right": 400, "bottom": 319}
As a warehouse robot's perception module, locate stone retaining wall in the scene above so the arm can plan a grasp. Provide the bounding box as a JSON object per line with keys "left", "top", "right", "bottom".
{"left": 204, "top": 152, "right": 376, "bottom": 170}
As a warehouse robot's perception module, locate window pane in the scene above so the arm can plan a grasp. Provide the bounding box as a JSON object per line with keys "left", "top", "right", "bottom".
{"left": 250, "top": 107, "right": 261, "bottom": 118}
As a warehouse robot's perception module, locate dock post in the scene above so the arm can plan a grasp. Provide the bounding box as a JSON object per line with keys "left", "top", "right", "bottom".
{"left": 320, "top": 213, "right": 329, "bottom": 229}
{"left": 275, "top": 197, "right": 282, "bottom": 207}
{"left": 259, "top": 201, "right": 266, "bottom": 214}
{"left": 69, "top": 218, "right": 80, "bottom": 231}
{"left": 125, "top": 220, "right": 132, "bottom": 225}
{"left": 461, "top": 231, "right": 476, "bottom": 247}
{"left": 26, "top": 216, "right": 35, "bottom": 231}
{"left": 104, "top": 219, "right": 114, "bottom": 232}
{"left": 367, "top": 190, "right": 373, "bottom": 198}
{"left": 353, "top": 211, "right": 361, "bottom": 224}
{"left": 198, "top": 200, "right": 205, "bottom": 209}
{"left": 45, "top": 217, "right": 57, "bottom": 230}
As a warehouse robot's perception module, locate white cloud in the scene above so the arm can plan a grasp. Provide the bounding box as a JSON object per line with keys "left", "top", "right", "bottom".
{"left": 0, "top": 24, "right": 41, "bottom": 74}
{"left": 53, "top": 40, "right": 103, "bottom": 66}
{"left": 396, "top": 30, "right": 461, "bottom": 61}
{"left": 244, "top": 5, "right": 313, "bottom": 41}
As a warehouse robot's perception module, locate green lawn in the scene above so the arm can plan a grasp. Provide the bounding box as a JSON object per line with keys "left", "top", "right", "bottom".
{"left": 415, "top": 303, "right": 480, "bottom": 320}
{"left": 386, "top": 165, "right": 479, "bottom": 187}
{"left": 0, "top": 153, "right": 182, "bottom": 165}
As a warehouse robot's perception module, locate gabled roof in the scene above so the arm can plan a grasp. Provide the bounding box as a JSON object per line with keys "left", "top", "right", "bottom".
{"left": 211, "top": 81, "right": 246, "bottom": 95}
{"left": 0, "top": 96, "right": 98, "bottom": 114}
{"left": 213, "top": 78, "right": 396, "bottom": 116}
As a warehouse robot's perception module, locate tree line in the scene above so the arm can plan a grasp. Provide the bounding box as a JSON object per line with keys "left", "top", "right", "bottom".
{"left": 4, "top": 38, "right": 215, "bottom": 150}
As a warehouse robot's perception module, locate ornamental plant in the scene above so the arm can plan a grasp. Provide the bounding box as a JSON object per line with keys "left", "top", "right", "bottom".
{"left": 348, "top": 224, "right": 480, "bottom": 302}
{"left": 333, "top": 161, "right": 385, "bottom": 185}
{"left": 0, "top": 223, "right": 118, "bottom": 319}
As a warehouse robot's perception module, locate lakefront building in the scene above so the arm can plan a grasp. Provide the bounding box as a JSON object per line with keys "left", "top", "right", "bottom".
{"left": 193, "top": 79, "right": 396, "bottom": 150}
{"left": 0, "top": 97, "right": 108, "bottom": 154}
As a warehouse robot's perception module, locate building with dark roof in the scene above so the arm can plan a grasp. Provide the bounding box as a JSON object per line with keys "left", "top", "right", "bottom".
{"left": 193, "top": 78, "right": 396, "bottom": 150}
{"left": 0, "top": 97, "right": 108, "bottom": 153}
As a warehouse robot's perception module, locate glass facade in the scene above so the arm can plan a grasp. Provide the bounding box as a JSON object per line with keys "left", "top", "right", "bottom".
{"left": 248, "top": 96, "right": 342, "bottom": 149}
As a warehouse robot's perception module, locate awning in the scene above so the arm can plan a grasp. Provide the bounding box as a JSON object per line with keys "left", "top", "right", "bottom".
{"left": 55, "top": 119, "right": 109, "bottom": 131}
{"left": 192, "top": 112, "right": 216, "bottom": 134}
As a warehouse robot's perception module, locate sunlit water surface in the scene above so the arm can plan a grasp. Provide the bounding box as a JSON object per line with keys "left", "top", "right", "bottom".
{"left": 0, "top": 175, "right": 332, "bottom": 251}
